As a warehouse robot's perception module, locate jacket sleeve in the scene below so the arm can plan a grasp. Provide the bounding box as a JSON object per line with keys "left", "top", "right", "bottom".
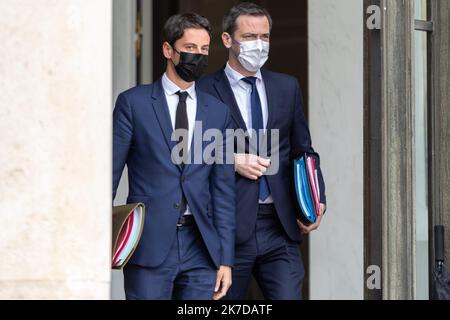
{"left": 112, "top": 93, "right": 133, "bottom": 200}
{"left": 211, "top": 105, "right": 236, "bottom": 267}
{"left": 290, "top": 79, "right": 327, "bottom": 205}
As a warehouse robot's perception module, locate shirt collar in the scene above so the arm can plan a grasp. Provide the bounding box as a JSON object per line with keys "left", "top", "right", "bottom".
{"left": 162, "top": 72, "right": 196, "bottom": 100}
{"left": 224, "top": 62, "right": 262, "bottom": 90}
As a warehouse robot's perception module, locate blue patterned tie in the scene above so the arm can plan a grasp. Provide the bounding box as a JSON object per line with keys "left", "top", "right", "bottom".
{"left": 242, "top": 76, "right": 270, "bottom": 201}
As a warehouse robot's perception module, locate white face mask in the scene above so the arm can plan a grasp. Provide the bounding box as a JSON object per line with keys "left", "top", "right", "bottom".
{"left": 233, "top": 39, "right": 270, "bottom": 73}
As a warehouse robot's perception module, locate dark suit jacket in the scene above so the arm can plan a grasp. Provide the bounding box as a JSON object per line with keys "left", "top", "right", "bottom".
{"left": 113, "top": 78, "right": 235, "bottom": 268}
{"left": 197, "top": 68, "right": 326, "bottom": 244}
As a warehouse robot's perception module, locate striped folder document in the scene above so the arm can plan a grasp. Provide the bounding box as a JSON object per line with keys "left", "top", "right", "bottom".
{"left": 294, "top": 154, "right": 321, "bottom": 225}
{"left": 112, "top": 203, "right": 145, "bottom": 269}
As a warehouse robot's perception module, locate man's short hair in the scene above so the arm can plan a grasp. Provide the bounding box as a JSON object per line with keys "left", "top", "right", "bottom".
{"left": 163, "top": 13, "right": 211, "bottom": 47}
{"left": 222, "top": 2, "right": 273, "bottom": 36}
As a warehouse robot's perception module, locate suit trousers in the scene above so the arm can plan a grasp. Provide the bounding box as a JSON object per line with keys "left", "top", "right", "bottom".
{"left": 227, "top": 204, "right": 305, "bottom": 300}
{"left": 123, "top": 223, "right": 217, "bottom": 300}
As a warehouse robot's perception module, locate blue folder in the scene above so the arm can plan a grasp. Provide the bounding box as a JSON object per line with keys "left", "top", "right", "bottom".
{"left": 294, "top": 156, "right": 317, "bottom": 224}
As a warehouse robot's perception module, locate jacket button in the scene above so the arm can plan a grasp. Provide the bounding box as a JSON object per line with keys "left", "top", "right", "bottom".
{"left": 181, "top": 176, "right": 186, "bottom": 183}
{"left": 174, "top": 203, "right": 180, "bottom": 209}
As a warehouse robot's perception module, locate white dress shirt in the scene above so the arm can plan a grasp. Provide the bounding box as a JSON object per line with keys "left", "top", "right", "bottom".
{"left": 161, "top": 72, "right": 197, "bottom": 215}
{"left": 224, "top": 63, "right": 273, "bottom": 204}
{"left": 224, "top": 62, "right": 269, "bottom": 135}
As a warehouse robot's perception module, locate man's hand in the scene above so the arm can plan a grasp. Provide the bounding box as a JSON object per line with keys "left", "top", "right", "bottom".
{"left": 297, "top": 203, "right": 326, "bottom": 234}
{"left": 234, "top": 153, "right": 270, "bottom": 180}
{"left": 213, "top": 266, "right": 232, "bottom": 300}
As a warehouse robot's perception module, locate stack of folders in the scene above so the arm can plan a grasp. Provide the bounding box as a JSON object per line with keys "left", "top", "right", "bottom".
{"left": 294, "top": 154, "right": 321, "bottom": 225}
{"left": 112, "top": 203, "right": 145, "bottom": 269}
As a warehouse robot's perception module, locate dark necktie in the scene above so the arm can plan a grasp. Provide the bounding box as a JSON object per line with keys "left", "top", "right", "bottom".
{"left": 242, "top": 77, "right": 270, "bottom": 201}
{"left": 175, "top": 91, "right": 189, "bottom": 161}
{"left": 175, "top": 91, "right": 189, "bottom": 214}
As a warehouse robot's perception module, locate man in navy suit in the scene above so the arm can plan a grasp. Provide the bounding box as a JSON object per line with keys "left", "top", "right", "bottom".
{"left": 113, "top": 13, "right": 235, "bottom": 300}
{"left": 197, "top": 3, "right": 327, "bottom": 300}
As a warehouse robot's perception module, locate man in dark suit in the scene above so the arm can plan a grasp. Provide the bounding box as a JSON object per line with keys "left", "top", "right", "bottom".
{"left": 113, "top": 13, "right": 235, "bottom": 300}
{"left": 197, "top": 3, "right": 327, "bottom": 300}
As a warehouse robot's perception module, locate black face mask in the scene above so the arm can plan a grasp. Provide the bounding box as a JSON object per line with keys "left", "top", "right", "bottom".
{"left": 172, "top": 49, "right": 208, "bottom": 82}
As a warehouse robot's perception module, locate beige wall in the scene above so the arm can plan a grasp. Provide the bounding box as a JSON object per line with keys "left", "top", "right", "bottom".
{"left": 308, "top": 0, "right": 365, "bottom": 299}
{"left": 0, "top": 0, "right": 112, "bottom": 299}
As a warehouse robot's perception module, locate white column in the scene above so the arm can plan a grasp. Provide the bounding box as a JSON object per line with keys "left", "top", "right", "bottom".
{"left": 0, "top": 0, "right": 112, "bottom": 299}
{"left": 308, "top": 0, "right": 364, "bottom": 299}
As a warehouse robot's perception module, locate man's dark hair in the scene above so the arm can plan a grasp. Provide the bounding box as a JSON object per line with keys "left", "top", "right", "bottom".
{"left": 162, "top": 13, "right": 211, "bottom": 47}
{"left": 222, "top": 2, "right": 272, "bottom": 36}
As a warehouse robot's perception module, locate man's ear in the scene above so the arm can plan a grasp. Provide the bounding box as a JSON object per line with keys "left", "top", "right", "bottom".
{"left": 222, "top": 32, "right": 232, "bottom": 49}
{"left": 162, "top": 42, "right": 173, "bottom": 59}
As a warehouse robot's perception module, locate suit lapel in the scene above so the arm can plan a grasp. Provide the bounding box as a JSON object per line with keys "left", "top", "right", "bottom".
{"left": 213, "top": 70, "right": 248, "bottom": 131}
{"left": 150, "top": 79, "right": 182, "bottom": 171}
{"left": 261, "top": 69, "right": 275, "bottom": 130}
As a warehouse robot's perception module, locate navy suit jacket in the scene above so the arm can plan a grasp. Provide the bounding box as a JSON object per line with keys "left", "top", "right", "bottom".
{"left": 197, "top": 68, "right": 326, "bottom": 244}
{"left": 113, "top": 78, "right": 235, "bottom": 268}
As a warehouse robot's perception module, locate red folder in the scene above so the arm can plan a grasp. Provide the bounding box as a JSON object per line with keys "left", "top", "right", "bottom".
{"left": 112, "top": 213, "right": 134, "bottom": 266}
{"left": 306, "top": 156, "right": 320, "bottom": 215}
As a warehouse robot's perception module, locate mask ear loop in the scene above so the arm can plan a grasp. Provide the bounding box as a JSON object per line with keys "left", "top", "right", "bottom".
{"left": 169, "top": 44, "right": 181, "bottom": 67}
{"left": 171, "top": 46, "right": 181, "bottom": 55}
{"left": 227, "top": 35, "right": 241, "bottom": 58}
